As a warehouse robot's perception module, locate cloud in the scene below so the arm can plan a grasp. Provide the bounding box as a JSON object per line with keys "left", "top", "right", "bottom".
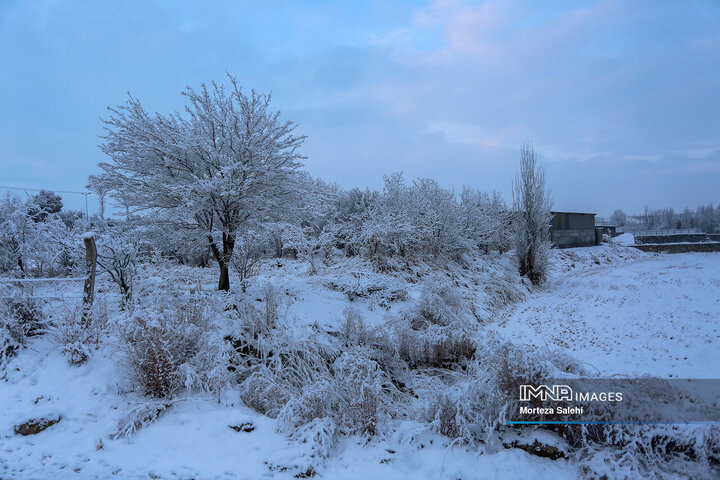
{"left": 0, "top": 0, "right": 718, "bottom": 216}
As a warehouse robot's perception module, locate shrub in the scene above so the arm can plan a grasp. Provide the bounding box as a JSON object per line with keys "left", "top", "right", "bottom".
{"left": 396, "top": 325, "right": 476, "bottom": 368}
{"left": 1, "top": 294, "right": 48, "bottom": 368}
{"left": 0, "top": 326, "right": 20, "bottom": 369}
{"left": 576, "top": 424, "right": 720, "bottom": 479}
{"left": 391, "top": 281, "right": 476, "bottom": 368}
{"left": 52, "top": 301, "right": 108, "bottom": 366}
{"left": 111, "top": 399, "right": 172, "bottom": 439}
{"left": 232, "top": 229, "right": 268, "bottom": 288}
{"left": 1, "top": 294, "right": 46, "bottom": 339}
{"left": 56, "top": 306, "right": 93, "bottom": 366}
{"left": 325, "top": 273, "right": 408, "bottom": 308}
{"left": 340, "top": 307, "right": 378, "bottom": 347}
{"left": 412, "top": 281, "right": 464, "bottom": 328}
{"left": 117, "top": 296, "right": 230, "bottom": 398}
{"left": 275, "top": 348, "right": 396, "bottom": 451}
{"left": 483, "top": 273, "right": 527, "bottom": 311}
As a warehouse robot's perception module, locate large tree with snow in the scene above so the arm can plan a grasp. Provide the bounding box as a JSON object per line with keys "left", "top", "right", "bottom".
{"left": 512, "top": 143, "right": 552, "bottom": 285}
{"left": 91, "top": 76, "right": 306, "bottom": 290}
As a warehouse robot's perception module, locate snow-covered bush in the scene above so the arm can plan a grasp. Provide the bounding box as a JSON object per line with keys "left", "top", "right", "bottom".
{"left": 52, "top": 301, "right": 108, "bottom": 366}
{"left": 111, "top": 399, "right": 172, "bottom": 439}
{"left": 324, "top": 272, "right": 408, "bottom": 308}
{"left": 483, "top": 272, "right": 528, "bottom": 311}
{"left": 117, "top": 296, "right": 230, "bottom": 398}
{"left": 332, "top": 348, "right": 391, "bottom": 435}
{"left": 340, "top": 307, "right": 378, "bottom": 347}
{"left": 232, "top": 228, "right": 268, "bottom": 287}
{"left": 332, "top": 188, "right": 377, "bottom": 256}
{"left": 96, "top": 226, "right": 139, "bottom": 305}
{"left": 54, "top": 304, "right": 93, "bottom": 366}
{"left": 420, "top": 338, "right": 588, "bottom": 448}
{"left": 0, "top": 293, "right": 50, "bottom": 368}
{"left": 283, "top": 225, "right": 336, "bottom": 274}
{"left": 395, "top": 325, "right": 476, "bottom": 369}
{"left": 290, "top": 417, "right": 337, "bottom": 459}
{"left": 576, "top": 424, "right": 720, "bottom": 479}
{"left": 1, "top": 294, "right": 47, "bottom": 340}
{"left": 238, "top": 337, "right": 335, "bottom": 417}
{"left": 231, "top": 302, "right": 404, "bottom": 455}
{"left": 276, "top": 348, "right": 397, "bottom": 450}
{"left": 460, "top": 188, "right": 513, "bottom": 254}
{"left": 413, "top": 281, "right": 464, "bottom": 328}
{"left": 0, "top": 325, "right": 20, "bottom": 369}
{"left": 389, "top": 281, "right": 476, "bottom": 368}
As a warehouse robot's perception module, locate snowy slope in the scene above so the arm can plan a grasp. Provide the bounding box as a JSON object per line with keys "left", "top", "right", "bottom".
{"left": 2, "top": 245, "right": 718, "bottom": 479}
{"left": 494, "top": 246, "right": 720, "bottom": 378}
{"left": 0, "top": 338, "right": 575, "bottom": 479}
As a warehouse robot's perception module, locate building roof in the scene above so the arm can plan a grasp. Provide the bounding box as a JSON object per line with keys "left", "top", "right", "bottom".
{"left": 551, "top": 210, "right": 596, "bottom": 216}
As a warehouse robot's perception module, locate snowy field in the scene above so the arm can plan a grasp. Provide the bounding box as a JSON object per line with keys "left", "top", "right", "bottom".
{"left": 1, "top": 244, "right": 719, "bottom": 479}
{"left": 495, "top": 247, "right": 720, "bottom": 379}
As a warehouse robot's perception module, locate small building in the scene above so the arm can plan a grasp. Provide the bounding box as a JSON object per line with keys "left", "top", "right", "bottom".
{"left": 595, "top": 223, "right": 618, "bottom": 238}
{"left": 550, "top": 211, "right": 597, "bottom": 248}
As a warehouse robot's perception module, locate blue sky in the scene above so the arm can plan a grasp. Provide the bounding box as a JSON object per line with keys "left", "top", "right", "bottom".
{"left": 1, "top": 0, "right": 719, "bottom": 216}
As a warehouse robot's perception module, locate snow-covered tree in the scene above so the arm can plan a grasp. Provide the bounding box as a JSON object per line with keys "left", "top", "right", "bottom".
{"left": 29, "top": 190, "right": 63, "bottom": 222}
{"left": 0, "top": 195, "right": 74, "bottom": 277}
{"left": 359, "top": 173, "right": 467, "bottom": 260}
{"left": 361, "top": 172, "right": 416, "bottom": 258}
{"left": 610, "top": 209, "right": 627, "bottom": 227}
{"left": 461, "top": 188, "right": 512, "bottom": 254}
{"left": 487, "top": 191, "right": 513, "bottom": 253}
{"left": 512, "top": 143, "right": 552, "bottom": 285}
{"left": 92, "top": 76, "right": 306, "bottom": 290}
{"left": 95, "top": 224, "right": 139, "bottom": 305}
{"left": 332, "top": 187, "right": 378, "bottom": 256}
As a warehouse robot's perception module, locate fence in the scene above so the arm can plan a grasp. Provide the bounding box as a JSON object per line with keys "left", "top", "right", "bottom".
{"left": 0, "top": 235, "right": 97, "bottom": 308}
{"left": 633, "top": 228, "right": 698, "bottom": 237}
{"left": 0, "top": 277, "right": 87, "bottom": 301}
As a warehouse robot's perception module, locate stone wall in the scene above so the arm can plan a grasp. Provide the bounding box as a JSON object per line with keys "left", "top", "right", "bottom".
{"left": 635, "top": 233, "right": 720, "bottom": 244}
{"left": 632, "top": 243, "right": 720, "bottom": 253}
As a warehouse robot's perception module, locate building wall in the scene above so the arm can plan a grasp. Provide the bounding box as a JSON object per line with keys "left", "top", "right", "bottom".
{"left": 551, "top": 228, "right": 597, "bottom": 248}
{"left": 551, "top": 213, "right": 595, "bottom": 230}
{"left": 550, "top": 212, "right": 597, "bottom": 248}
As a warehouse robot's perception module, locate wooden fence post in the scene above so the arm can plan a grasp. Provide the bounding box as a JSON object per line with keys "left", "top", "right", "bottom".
{"left": 82, "top": 233, "right": 97, "bottom": 327}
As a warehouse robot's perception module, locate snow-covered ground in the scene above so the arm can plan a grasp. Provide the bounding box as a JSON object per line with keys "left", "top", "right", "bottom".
{"left": 0, "top": 339, "right": 575, "bottom": 480}
{"left": 2, "top": 244, "right": 719, "bottom": 479}
{"left": 494, "top": 247, "right": 720, "bottom": 379}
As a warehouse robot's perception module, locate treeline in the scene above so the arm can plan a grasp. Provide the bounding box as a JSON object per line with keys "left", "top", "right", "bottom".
{"left": 610, "top": 204, "right": 720, "bottom": 233}
{"left": 2, "top": 77, "right": 553, "bottom": 292}
{"left": 83, "top": 77, "right": 521, "bottom": 291}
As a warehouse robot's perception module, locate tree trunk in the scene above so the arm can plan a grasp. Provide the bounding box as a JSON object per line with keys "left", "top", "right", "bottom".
{"left": 218, "top": 263, "right": 230, "bottom": 291}
{"left": 208, "top": 232, "right": 235, "bottom": 291}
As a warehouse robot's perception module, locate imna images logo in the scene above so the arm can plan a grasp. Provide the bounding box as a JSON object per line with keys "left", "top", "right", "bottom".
{"left": 519, "top": 384, "right": 623, "bottom": 403}
{"left": 519, "top": 384, "right": 573, "bottom": 402}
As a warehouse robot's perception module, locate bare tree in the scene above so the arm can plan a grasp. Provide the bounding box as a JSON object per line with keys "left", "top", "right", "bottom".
{"left": 610, "top": 209, "right": 627, "bottom": 227}
{"left": 512, "top": 143, "right": 552, "bottom": 285}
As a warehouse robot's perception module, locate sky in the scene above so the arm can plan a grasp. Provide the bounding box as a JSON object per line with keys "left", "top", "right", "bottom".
{"left": 1, "top": 0, "right": 719, "bottom": 217}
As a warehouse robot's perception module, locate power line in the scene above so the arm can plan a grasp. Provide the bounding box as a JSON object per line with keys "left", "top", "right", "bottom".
{"left": 0, "top": 185, "right": 90, "bottom": 195}
{"left": 0, "top": 185, "right": 93, "bottom": 220}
